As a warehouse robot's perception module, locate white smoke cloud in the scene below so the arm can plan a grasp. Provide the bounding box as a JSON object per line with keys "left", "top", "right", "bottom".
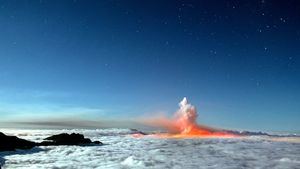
{"left": 174, "top": 97, "right": 198, "bottom": 134}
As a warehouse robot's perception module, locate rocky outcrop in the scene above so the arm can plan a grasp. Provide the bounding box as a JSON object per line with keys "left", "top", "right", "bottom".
{"left": 0, "top": 132, "right": 36, "bottom": 151}
{"left": 0, "top": 132, "right": 102, "bottom": 152}
{"left": 38, "top": 133, "right": 102, "bottom": 146}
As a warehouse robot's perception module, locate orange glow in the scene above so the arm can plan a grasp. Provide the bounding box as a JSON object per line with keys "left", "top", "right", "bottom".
{"left": 136, "top": 97, "right": 239, "bottom": 139}
{"left": 141, "top": 116, "right": 238, "bottom": 138}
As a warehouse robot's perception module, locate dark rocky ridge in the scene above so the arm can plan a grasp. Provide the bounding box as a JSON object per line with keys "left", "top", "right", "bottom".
{"left": 0, "top": 132, "right": 102, "bottom": 152}
{"left": 0, "top": 132, "right": 36, "bottom": 151}
{"left": 38, "top": 133, "right": 102, "bottom": 146}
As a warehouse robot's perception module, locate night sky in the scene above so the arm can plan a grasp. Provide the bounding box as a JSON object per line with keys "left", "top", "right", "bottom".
{"left": 0, "top": 0, "right": 299, "bottom": 131}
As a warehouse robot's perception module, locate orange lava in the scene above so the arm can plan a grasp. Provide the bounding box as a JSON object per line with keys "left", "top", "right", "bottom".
{"left": 139, "top": 123, "right": 240, "bottom": 138}
{"left": 151, "top": 128, "right": 238, "bottom": 139}
{"left": 136, "top": 97, "right": 239, "bottom": 139}
{"left": 137, "top": 115, "right": 238, "bottom": 139}
{"left": 151, "top": 133, "right": 237, "bottom": 139}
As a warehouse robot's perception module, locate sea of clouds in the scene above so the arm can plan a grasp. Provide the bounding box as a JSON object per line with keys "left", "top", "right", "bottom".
{"left": 0, "top": 128, "right": 300, "bottom": 169}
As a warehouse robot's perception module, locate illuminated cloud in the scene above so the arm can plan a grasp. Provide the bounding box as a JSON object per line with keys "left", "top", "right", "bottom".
{"left": 141, "top": 97, "right": 237, "bottom": 138}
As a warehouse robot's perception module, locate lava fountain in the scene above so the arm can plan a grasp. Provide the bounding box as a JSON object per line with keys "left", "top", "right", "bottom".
{"left": 141, "top": 97, "right": 238, "bottom": 138}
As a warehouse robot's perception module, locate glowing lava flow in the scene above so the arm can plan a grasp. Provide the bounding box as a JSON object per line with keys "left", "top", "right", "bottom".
{"left": 141, "top": 97, "right": 238, "bottom": 138}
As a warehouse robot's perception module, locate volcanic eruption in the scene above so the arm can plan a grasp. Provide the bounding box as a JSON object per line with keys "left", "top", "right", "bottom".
{"left": 142, "top": 97, "right": 237, "bottom": 138}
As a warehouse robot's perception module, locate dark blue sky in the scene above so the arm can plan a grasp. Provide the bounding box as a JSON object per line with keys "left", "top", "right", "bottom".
{"left": 0, "top": 0, "right": 299, "bottom": 131}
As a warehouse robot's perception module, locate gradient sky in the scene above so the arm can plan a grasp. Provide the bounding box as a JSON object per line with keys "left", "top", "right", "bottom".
{"left": 0, "top": 0, "right": 299, "bottom": 131}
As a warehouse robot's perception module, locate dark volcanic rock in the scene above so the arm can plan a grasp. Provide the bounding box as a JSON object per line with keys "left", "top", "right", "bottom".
{"left": 0, "top": 132, "right": 36, "bottom": 151}
{"left": 93, "top": 141, "right": 102, "bottom": 144}
{"left": 1, "top": 132, "right": 103, "bottom": 152}
{"left": 130, "top": 129, "right": 147, "bottom": 135}
{"left": 38, "top": 133, "right": 103, "bottom": 146}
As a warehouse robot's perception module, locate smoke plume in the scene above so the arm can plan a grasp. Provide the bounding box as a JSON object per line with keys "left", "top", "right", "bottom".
{"left": 142, "top": 97, "right": 237, "bottom": 138}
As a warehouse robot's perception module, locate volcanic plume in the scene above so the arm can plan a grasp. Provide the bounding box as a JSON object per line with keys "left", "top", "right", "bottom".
{"left": 142, "top": 97, "right": 237, "bottom": 138}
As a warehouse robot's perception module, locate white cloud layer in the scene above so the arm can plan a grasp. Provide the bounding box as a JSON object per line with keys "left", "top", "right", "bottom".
{"left": 0, "top": 129, "right": 299, "bottom": 169}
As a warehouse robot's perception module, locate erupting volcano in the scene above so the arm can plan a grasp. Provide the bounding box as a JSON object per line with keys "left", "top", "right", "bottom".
{"left": 143, "top": 97, "right": 238, "bottom": 138}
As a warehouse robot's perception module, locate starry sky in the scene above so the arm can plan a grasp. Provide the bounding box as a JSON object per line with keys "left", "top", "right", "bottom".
{"left": 0, "top": 0, "right": 299, "bottom": 131}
